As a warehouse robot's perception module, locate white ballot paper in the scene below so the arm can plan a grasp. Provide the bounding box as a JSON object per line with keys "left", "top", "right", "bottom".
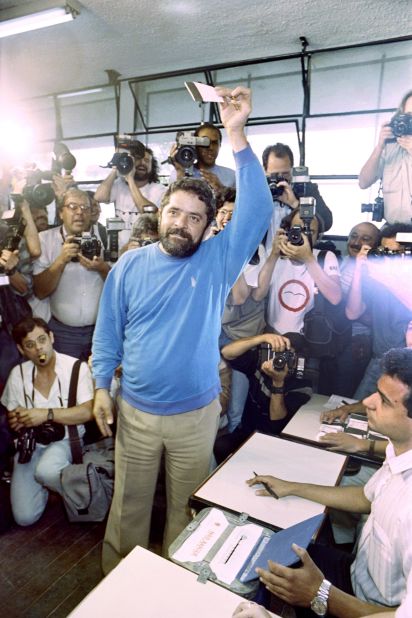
{"left": 185, "top": 81, "right": 224, "bottom": 103}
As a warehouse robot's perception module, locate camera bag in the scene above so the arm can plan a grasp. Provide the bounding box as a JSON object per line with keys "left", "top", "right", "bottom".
{"left": 60, "top": 360, "right": 114, "bottom": 522}
{"left": 302, "top": 250, "right": 351, "bottom": 358}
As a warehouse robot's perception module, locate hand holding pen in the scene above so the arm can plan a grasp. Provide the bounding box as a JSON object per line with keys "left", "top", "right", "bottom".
{"left": 247, "top": 473, "right": 293, "bottom": 499}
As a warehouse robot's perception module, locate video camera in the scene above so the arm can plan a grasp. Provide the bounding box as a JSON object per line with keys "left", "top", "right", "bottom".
{"left": 361, "top": 196, "right": 384, "bottom": 222}
{"left": 0, "top": 205, "right": 26, "bottom": 284}
{"left": 267, "top": 165, "right": 313, "bottom": 202}
{"left": 105, "top": 134, "right": 146, "bottom": 176}
{"left": 368, "top": 232, "right": 412, "bottom": 258}
{"left": 389, "top": 113, "right": 412, "bottom": 138}
{"left": 173, "top": 130, "right": 210, "bottom": 171}
{"left": 71, "top": 232, "right": 102, "bottom": 262}
{"left": 103, "top": 217, "right": 125, "bottom": 262}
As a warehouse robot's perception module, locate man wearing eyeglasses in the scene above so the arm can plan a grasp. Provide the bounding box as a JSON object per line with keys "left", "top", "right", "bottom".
{"left": 32, "top": 188, "right": 110, "bottom": 361}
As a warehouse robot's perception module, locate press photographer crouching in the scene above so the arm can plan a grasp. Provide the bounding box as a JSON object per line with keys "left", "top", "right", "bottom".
{"left": 214, "top": 332, "right": 311, "bottom": 464}
{"left": 33, "top": 188, "right": 110, "bottom": 361}
{"left": 120, "top": 213, "right": 159, "bottom": 255}
{"left": 0, "top": 317, "right": 94, "bottom": 526}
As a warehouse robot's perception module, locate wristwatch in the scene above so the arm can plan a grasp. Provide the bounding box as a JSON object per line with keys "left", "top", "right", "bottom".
{"left": 271, "top": 385, "right": 285, "bottom": 395}
{"left": 47, "top": 408, "right": 54, "bottom": 422}
{"left": 310, "top": 579, "right": 331, "bottom": 616}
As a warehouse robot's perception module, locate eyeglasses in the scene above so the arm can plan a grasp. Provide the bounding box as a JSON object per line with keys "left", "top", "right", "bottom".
{"left": 22, "top": 334, "right": 48, "bottom": 350}
{"left": 64, "top": 202, "right": 91, "bottom": 212}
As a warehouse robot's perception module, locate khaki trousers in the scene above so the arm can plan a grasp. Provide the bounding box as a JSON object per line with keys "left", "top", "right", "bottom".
{"left": 102, "top": 397, "right": 221, "bottom": 574}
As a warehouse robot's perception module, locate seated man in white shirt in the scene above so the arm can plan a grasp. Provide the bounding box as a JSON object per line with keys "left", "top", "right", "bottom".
{"left": 249, "top": 347, "right": 412, "bottom": 618}
{"left": 1, "top": 316, "right": 93, "bottom": 526}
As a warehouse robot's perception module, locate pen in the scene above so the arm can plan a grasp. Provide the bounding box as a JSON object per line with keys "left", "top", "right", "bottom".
{"left": 341, "top": 400, "right": 350, "bottom": 406}
{"left": 253, "top": 471, "right": 279, "bottom": 499}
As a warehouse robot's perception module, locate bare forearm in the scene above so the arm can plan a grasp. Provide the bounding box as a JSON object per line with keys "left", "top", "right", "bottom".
{"left": 222, "top": 334, "right": 267, "bottom": 360}
{"left": 358, "top": 145, "right": 383, "bottom": 189}
{"left": 346, "top": 267, "right": 366, "bottom": 320}
{"left": 33, "top": 259, "right": 66, "bottom": 298}
{"left": 226, "top": 127, "right": 248, "bottom": 153}
{"left": 231, "top": 274, "right": 251, "bottom": 305}
{"left": 287, "top": 483, "right": 370, "bottom": 514}
{"left": 328, "top": 585, "right": 395, "bottom": 618}
{"left": 94, "top": 171, "right": 117, "bottom": 203}
{"left": 252, "top": 254, "right": 278, "bottom": 301}
{"left": 22, "top": 206, "right": 41, "bottom": 258}
{"left": 306, "top": 259, "right": 342, "bottom": 305}
{"left": 126, "top": 180, "right": 155, "bottom": 213}
{"left": 52, "top": 401, "right": 93, "bottom": 425}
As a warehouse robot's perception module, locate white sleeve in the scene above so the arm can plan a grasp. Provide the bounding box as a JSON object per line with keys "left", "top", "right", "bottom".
{"left": 323, "top": 250, "right": 341, "bottom": 278}
{"left": 76, "top": 363, "right": 94, "bottom": 405}
{"left": 0, "top": 366, "right": 23, "bottom": 411}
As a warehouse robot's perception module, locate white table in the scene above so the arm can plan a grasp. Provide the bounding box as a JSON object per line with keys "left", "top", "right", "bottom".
{"left": 191, "top": 432, "right": 347, "bottom": 530}
{"left": 68, "top": 546, "right": 279, "bottom": 618}
{"left": 281, "top": 394, "right": 381, "bottom": 466}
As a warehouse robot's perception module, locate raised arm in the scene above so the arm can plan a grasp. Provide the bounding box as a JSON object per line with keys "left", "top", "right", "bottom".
{"left": 358, "top": 123, "right": 393, "bottom": 189}
{"left": 345, "top": 246, "right": 369, "bottom": 320}
{"left": 94, "top": 170, "right": 117, "bottom": 203}
{"left": 222, "top": 332, "right": 290, "bottom": 361}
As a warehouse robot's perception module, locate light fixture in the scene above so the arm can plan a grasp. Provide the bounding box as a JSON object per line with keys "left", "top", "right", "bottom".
{"left": 0, "top": 4, "right": 79, "bottom": 39}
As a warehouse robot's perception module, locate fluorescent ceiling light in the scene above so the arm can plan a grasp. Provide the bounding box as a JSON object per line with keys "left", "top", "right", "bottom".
{"left": 57, "top": 88, "right": 103, "bottom": 99}
{"left": 0, "top": 5, "right": 78, "bottom": 39}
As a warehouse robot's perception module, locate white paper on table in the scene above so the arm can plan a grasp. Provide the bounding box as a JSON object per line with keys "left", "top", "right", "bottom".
{"left": 323, "top": 394, "right": 357, "bottom": 410}
{"left": 172, "top": 508, "right": 229, "bottom": 563}
{"left": 317, "top": 424, "right": 344, "bottom": 441}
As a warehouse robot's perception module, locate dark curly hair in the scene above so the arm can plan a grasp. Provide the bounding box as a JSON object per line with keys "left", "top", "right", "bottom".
{"left": 160, "top": 178, "right": 215, "bottom": 226}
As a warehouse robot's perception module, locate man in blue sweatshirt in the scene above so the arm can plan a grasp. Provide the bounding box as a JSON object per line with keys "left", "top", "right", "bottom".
{"left": 91, "top": 85, "right": 273, "bottom": 573}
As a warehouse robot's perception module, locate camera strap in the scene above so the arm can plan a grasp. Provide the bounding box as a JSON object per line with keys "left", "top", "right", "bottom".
{"left": 67, "top": 360, "right": 83, "bottom": 464}
{"left": 19, "top": 364, "right": 63, "bottom": 409}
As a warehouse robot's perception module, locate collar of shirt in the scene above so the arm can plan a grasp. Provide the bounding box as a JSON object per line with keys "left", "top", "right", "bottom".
{"left": 385, "top": 442, "right": 412, "bottom": 474}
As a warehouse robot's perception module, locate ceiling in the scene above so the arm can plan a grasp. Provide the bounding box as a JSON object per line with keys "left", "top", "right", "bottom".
{"left": 0, "top": 0, "right": 411, "bottom": 102}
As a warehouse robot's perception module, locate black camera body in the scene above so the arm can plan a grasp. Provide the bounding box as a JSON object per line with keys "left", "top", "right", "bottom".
{"left": 174, "top": 131, "right": 210, "bottom": 169}
{"left": 287, "top": 225, "right": 304, "bottom": 246}
{"left": 390, "top": 113, "right": 412, "bottom": 138}
{"left": 361, "top": 196, "right": 384, "bottom": 222}
{"left": 104, "top": 217, "right": 125, "bottom": 262}
{"left": 52, "top": 142, "right": 77, "bottom": 175}
{"left": 72, "top": 232, "right": 102, "bottom": 262}
{"left": 106, "top": 134, "right": 146, "bottom": 176}
{"left": 267, "top": 174, "right": 289, "bottom": 199}
{"left": 107, "top": 152, "right": 135, "bottom": 176}
{"left": 0, "top": 206, "right": 25, "bottom": 255}
{"left": 272, "top": 349, "right": 297, "bottom": 371}
{"left": 16, "top": 422, "right": 65, "bottom": 464}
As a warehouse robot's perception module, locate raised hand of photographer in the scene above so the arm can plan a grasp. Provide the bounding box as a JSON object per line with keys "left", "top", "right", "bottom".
{"left": 78, "top": 254, "right": 110, "bottom": 278}
{"left": 256, "top": 546, "right": 324, "bottom": 607}
{"left": 168, "top": 143, "right": 185, "bottom": 178}
{"left": 262, "top": 333, "right": 291, "bottom": 352}
{"left": 261, "top": 359, "right": 289, "bottom": 385}
{"left": 216, "top": 85, "right": 251, "bottom": 150}
{"left": 0, "top": 249, "right": 19, "bottom": 272}
{"left": 280, "top": 232, "right": 313, "bottom": 263}
{"left": 52, "top": 173, "right": 75, "bottom": 200}
{"left": 93, "top": 388, "right": 114, "bottom": 437}
{"left": 59, "top": 237, "right": 80, "bottom": 264}
{"left": 199, "top": 168, "right": 224, "bottom": 193}
{"left": 397, "top": 135, "right": 412, "bottom": 155}
{"left": 377, "top": 123, "right": 394, "bottom": 149}
{"left": 270, "top": 229, "right": 286, "bottom": 258}
{"left": 276, "top": 180, "right": 299, "bottom": 209}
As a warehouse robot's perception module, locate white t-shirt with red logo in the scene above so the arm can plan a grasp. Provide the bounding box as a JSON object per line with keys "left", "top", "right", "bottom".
{"left": 266, "top": 249, "right": 340, "bottom": 335}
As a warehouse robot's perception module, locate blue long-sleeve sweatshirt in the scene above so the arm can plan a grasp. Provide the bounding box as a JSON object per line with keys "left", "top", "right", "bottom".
{"left": 92, "top": 145, "right": 273, "bottom": 414}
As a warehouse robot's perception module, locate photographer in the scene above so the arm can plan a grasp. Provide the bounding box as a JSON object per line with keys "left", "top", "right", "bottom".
{"left": 94, "top": 140, "right": 166, "bottom": 231}
{"left": 262, "top": 143, "right": 333, "bottom": 251}
{"left": 33, "top": 188, "right": 109, "bottom": 361}
{"left": 346, "top": 223, "right": 412, "bottom": 400}
{"left": 169, "top": 122, "right": 235, "bottom": 191}
{"left": 254, "top": 209, "right": 341, "bottom": 333}
{"left": 214, "top": 332, "right": 311, "bottom": 463}
{"left": 0, "top": 317, "right": 93, "bottom": 526}
{"left": 120, "top": 213, "right": 159, "bottom": 254}
{"left": 359, "top": 90, "right": 412, "bottom": 224}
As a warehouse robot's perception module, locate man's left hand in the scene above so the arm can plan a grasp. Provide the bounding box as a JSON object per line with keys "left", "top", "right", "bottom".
{"left": 9, "top": 406, "right": 47, "bottom": 430}
{"left": 78, "top": 254, "right": 110, "bottom": 276}
{"left": 256, "top": 544, "right": 324, "bottom": 607}
{"left": 261, "top": 360, "right": 289, "bottom": 383}
{"left": 397, "top": 135, "right": 412, "bottom": 155}
{"left": 199, "top": 169, "right": 224, "bottom": 193}
{"left": 279, "top": 232, "right": 313, "bottom": 263}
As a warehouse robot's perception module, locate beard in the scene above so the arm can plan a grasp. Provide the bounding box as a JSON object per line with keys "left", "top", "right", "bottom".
{"left": 159, "top": 227, "right": 202, "bottom": 257}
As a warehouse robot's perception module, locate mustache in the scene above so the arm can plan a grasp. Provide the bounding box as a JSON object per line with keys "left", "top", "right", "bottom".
{"left": 165, "top": 227, "right": 192, "bottom": 241}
